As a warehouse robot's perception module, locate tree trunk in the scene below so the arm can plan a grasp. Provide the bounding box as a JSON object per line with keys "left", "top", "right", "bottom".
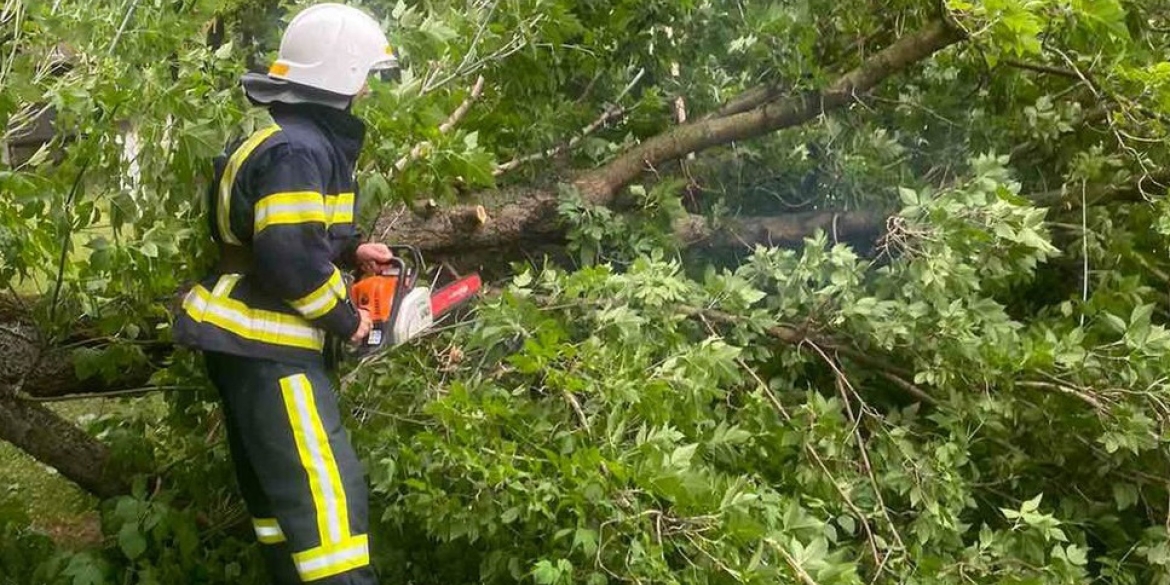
{"left": 0, "top": 389, "right": 127, "bottom": 499}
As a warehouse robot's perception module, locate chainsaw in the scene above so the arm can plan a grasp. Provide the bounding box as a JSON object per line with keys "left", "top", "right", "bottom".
{"left": 345, "top": 244, "right": 481, "bottom": 358}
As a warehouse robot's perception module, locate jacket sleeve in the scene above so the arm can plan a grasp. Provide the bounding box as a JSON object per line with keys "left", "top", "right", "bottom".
{"left": 249, "top": 145, "right": 360, "bottom": 340}
{"left": 332, "top": 215, "right": 363, "bottom": 270}
{"left": 328, "top": 181, "right": 363, "bottom": 269}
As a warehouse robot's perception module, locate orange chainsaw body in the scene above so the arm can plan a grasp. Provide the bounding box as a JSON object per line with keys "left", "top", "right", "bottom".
{"left": 352, "top": 273, "right": 399, "bottom": 325}
{"left": 346, "top": 245, "right": 480, "bottom": 356}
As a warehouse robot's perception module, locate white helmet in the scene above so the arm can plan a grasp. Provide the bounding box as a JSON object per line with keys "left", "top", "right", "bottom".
{"left": 267, "top": 3, "right": 397, "bottom": 96}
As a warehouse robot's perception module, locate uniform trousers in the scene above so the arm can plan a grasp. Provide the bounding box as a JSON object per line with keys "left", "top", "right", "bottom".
{"left": 204, "top": 351, "right": 377, "bottom": 584}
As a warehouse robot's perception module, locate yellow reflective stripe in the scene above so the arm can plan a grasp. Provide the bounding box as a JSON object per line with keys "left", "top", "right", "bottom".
{"left": 324, "top": 192, "right": 355, "bottom": 227}
{"left": 255, "top": 191, "right": 326, "bottom": 233}
{"left": 180, "top": 277, "right": 324, "bottom": 351}
{"left": 279, "top": 374, "right": 351, "bottom": 548}
{"left": 277, "top": 373, "right": 370, "bottom": 581}
{"left": 218, "top": 125, "right": 281, "bottom": 245}
{"left": 290, "top": 267, "right": 346, "bottom": 320}
{"left": 293, "top": 536, "right": 370, "bottom": 582}
{"left": 253, "top": 518, "right": 286, "bottom": 544}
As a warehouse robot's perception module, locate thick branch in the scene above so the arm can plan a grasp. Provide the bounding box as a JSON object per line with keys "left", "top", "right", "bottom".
{"left": 0, "top": 390, "right": 128, "bottom": 498}
{"left": 675, "top": 210, "right": 887, "bottom": 249}
{"left": 378, "top": 20, "right": 963, "bottom": 254}
{"left": 575, "top": 20, "right": 964, "bottom": 203}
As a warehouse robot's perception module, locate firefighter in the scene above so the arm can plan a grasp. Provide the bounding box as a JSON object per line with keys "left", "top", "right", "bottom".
{"left": 173, "top": 3, "right": 399, "bottom": 583}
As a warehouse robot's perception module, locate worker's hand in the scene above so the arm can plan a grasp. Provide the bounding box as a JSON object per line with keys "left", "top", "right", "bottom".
{"left": 350, "top": 309, "right": 372, "bottom": 345}
{"left": 356, "top": 243, "right": 394, "bottom": 275}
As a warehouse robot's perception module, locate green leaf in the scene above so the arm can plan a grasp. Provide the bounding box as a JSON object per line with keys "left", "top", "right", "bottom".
{"left": 1065, "top": 544, "right": 1088, "bottom": 566}
{"left": 572, "top": 528, "right": 598, "bottom": 557}
{"left": 1113, "top": 483, "right": 1139, "bottom": 511}
{"left": 1021, "top": 493, "right": 1043, "bottom": 514}
{"left": 531, "top": 559, "right": 572, "bottom": 585}
{"left": 668, "top": 443, "right": 698, "bottom": 468}
{"left": 118, "top": 523, "right": 147, "bottom": 560}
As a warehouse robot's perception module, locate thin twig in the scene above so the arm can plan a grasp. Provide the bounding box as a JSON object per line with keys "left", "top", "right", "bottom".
{"left": 1003, "top": 59, "right": 1083, "bottom": 80}
{"left": 108, "top": 0, "right": 142, "bottom": 55}
{"left": 735, "top": 354, "right": 886, "bottom": 570}
{"left": 768, "top": 538, "right": 822, "bottom": 585}
{"left": 393, "top": 75, "right": 487, "bottom": 173}
{"left": 494, "top": 104, "right": 628, "bottom": 175}
{"left": 48, "top": 169, "right": 88, "bottom": 322}
{"left": 805, "top": 341, "right": 907, "bottom": 554}
{"left": 454, "top": 0, "right": 500, "bottom": 75}
{"left": 1080, "top": 180, "right": 1089, "bottom": 326}
{"left": 1017, "top": 381, "right": 1109, "bottom": 413}
{"left": 21, "top": 385, "right": 199, "bottom": 403}
{"left": 563, "top": 390, "right": 591, "bottom": 435}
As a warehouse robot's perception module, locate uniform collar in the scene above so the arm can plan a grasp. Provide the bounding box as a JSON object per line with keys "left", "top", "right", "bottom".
{"left": 270, "top": 102, "right": 367, "bottom": 162}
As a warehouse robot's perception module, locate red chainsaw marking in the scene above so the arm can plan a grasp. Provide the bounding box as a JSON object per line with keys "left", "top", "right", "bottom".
{"left": 430, "top": 274, "right": 482, "bottom": 316}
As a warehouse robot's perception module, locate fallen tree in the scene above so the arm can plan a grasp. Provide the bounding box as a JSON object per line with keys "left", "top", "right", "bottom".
{"left": 3, "top": 8, "right": 1168, "bottom": 501}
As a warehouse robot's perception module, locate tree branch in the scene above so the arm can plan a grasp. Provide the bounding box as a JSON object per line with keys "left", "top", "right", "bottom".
{"left": 699, "top": 84, "right": 786, "bottom": 121}
{"left": 0, "top": 388, "right": 128, "bottom": 498}
{"left": 674, "top": 210, "right": 888, "bottom": 249}
{"left": 392, "top": 75, "right": 486, "bottom": 174}
{"left": 494, "top": 104, "right": 628, "bottom": 176}
{"left": 574, "top": 20, "right": 965, "bottom": 203}
{"left": 1032, "top": 170, "right": 1170, "bottom": 209}
{"left": 377, "top": 20, "right": 964, "bottom": 254}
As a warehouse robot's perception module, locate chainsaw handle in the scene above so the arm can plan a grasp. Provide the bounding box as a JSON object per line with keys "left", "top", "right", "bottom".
{"left": 387, "top": 245, "right": 424, "bottom": 287}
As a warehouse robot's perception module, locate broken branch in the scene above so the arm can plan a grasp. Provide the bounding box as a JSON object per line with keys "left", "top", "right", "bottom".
{"left": 494, "top": 104, "right": 628, "bottom": 175}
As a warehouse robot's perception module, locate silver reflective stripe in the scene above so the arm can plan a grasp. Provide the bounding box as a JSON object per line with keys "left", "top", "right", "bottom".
{"left": 254, "top": 202, "right": 326, "bottom": 224}
{"left": 187, "top": 278, "right": 323, "bottom": 346}
{"left": 204, "top": 302, "right": 320, "bottom": 345}
{"left": 290, "top": 376, "right": 343, "bottom": 543}
{"left": 295, "top": 540, "right": 368, "bottom": 574}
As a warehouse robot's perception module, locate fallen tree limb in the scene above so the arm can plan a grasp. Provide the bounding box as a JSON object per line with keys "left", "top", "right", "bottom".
{"left": 1, "top": 317, "right": 153, "bottom": 399}
{"left": 0, "top": 388, "right": 128, "bottom": 498}
{"left": 675, "top": 209, "right": 888, "bottom": 249}
{"left": 377, "top": 20, "right": 965, "bottom": 254}
{"left": 574, "top": 20, "right": 964, "bottom": 203}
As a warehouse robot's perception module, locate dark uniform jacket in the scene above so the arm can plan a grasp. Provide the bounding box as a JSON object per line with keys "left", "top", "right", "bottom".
{"left": 174, "top": 103, "right": 366, "bottom": 365}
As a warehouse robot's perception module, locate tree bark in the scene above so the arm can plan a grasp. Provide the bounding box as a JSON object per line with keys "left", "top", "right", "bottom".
{"left": 0, "top": 389, "right": 127, "bottom": 498}
{"left": 675, "top": 210, "right": 888, "bottom": 249}
{"left": 1, "top": 309, "right": 152, "bottom": 399}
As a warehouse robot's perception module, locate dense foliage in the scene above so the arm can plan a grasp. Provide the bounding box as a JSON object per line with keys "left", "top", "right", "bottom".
{"left": 4, "top": 0, "right": 1170, "bottom": 584}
